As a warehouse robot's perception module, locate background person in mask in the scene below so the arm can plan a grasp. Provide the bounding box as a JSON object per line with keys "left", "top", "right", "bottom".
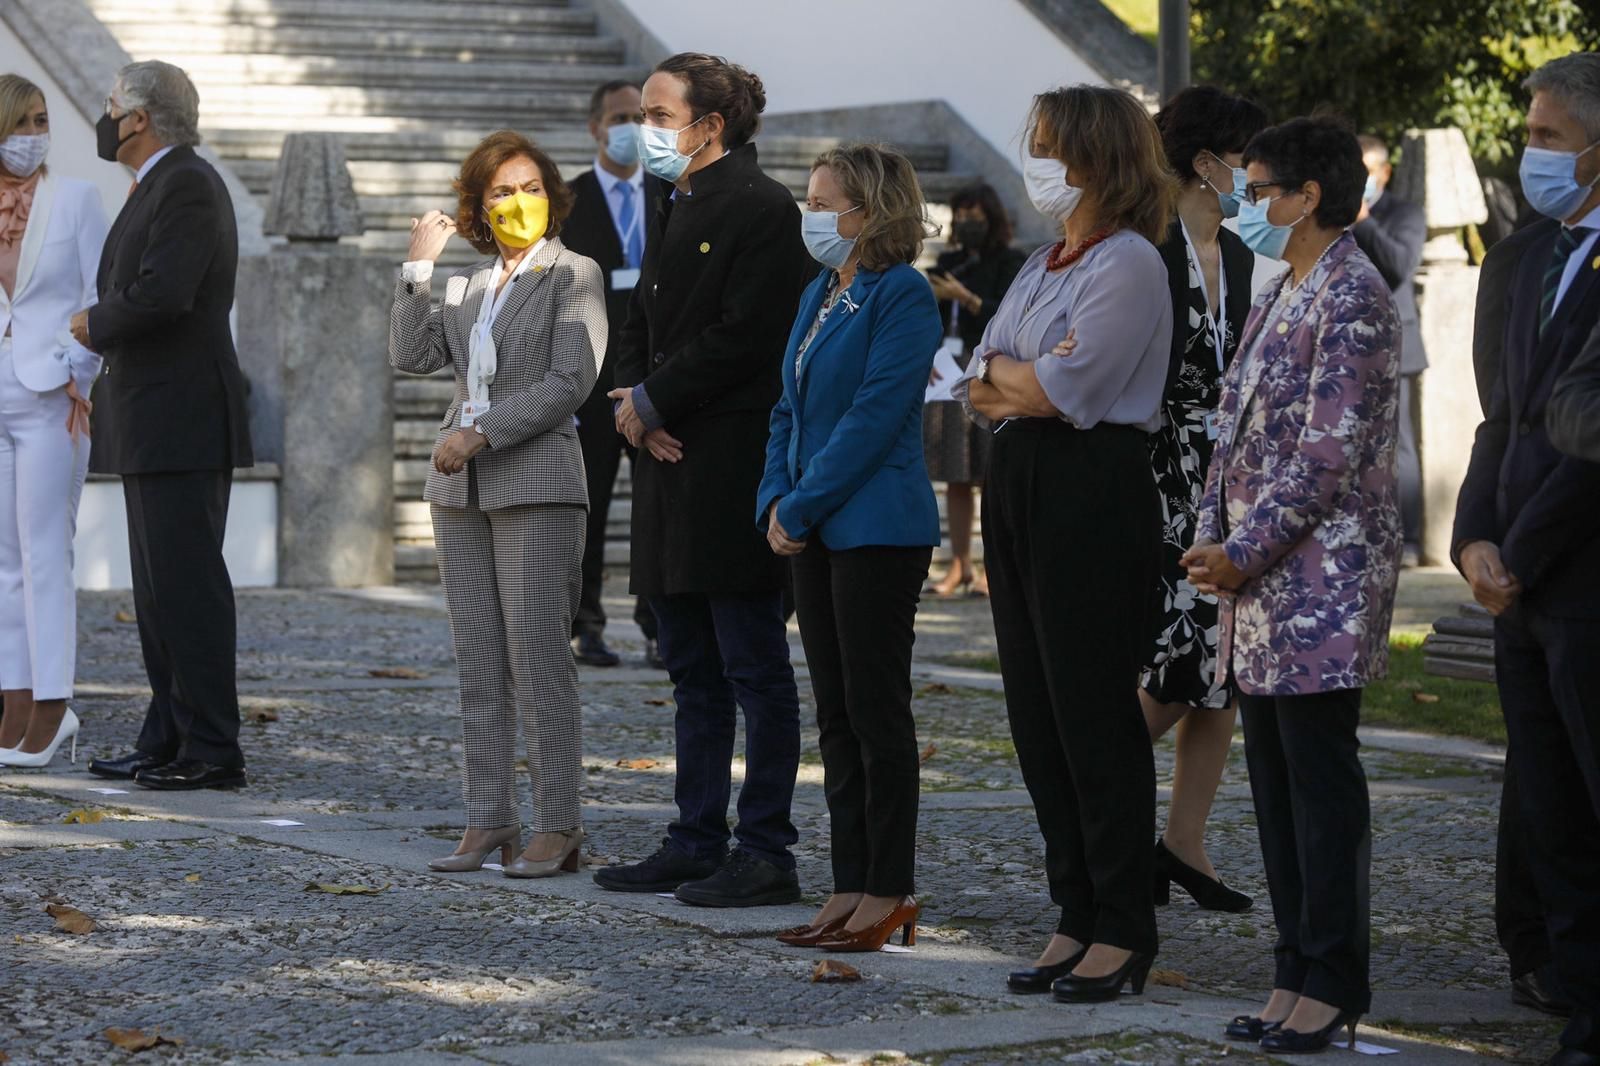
{"left": 757, "top": 143, "right": 942, "bottom": 953}
{"left": 0, "top": 75, "right": 107, "bottom": 769}
{"left": 951, "top": 84, "right": 1174, "bottom": 1005}
{"left": 391, "top": 130, "right": 606, "bottom": 879}
{"left": 920, "top": 182, "right": 1025, "bottom": 599}
{"left": 1186, "top": 115, "right": 1399, "bottom": 1053}
{"left": 562, "top": 78, "right": 665, "bottom": 670}
{"left": 1454, "top": 51, "right": 1600, "bottom": 1066}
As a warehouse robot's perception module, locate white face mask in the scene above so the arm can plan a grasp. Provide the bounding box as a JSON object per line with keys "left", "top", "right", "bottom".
{"left": 1022, "top": 154, "right": 1083, "bottom": 222}
{"left": 0, "top": 133, "right": 48, "bottom": 177}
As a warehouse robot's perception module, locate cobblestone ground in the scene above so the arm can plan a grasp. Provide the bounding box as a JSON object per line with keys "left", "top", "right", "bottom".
{"left": 0, "top": 578, "right": 1565, "bottom": 1064}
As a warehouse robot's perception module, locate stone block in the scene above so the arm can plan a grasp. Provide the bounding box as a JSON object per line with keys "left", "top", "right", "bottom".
{"left": 1417, "top": 260, "right": 1481, "bottom": 567}
{"left": 263, "top": 132, "right": 364, "bottom": 240}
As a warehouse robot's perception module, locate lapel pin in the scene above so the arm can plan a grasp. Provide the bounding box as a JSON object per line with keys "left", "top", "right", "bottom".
{"left": 699, "top": 242, "right": 711, "bottom": 254}
{"left": 1591, "top": 255, "right": 1599, "bottom": 270}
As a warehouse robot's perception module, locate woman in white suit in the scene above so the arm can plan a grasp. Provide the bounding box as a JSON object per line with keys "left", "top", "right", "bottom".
{"left": 0, "top": 75, "right": 108, "bottom": 768}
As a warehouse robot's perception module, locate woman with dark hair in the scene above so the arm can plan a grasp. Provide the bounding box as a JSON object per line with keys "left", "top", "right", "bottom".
{"left": 921, "top": 183, "right": 1026, "bottom": 597}
{"left": 391, "top": 130, "right": 606, "bottom": 878}
{"left": 1185, "top": 115, "right": 1400, "bottom": 1051}
{"left": 953, "top": 84, "right": 1175, "bottom": 1002}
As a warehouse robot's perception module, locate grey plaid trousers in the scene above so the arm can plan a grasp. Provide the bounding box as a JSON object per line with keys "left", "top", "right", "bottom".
{"left": 433, "top": 482, "right": 586, "bottom": 832}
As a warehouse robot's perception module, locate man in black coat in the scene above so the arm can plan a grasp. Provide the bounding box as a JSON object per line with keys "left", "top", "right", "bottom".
{"left": 1550, "top": 320, "right": 1600, "bottom": 460}
{"left": 1453, "top": 54, "right": 1600, "bottom": 1066}
{"left": 563, "top": 79, "right": 664, "bottom": 669}
{"left": 1355, "top": 135, "right": 1428, "bottom": 566}
{"left": 72, "top": 61, "right": 252, "bottom": 791}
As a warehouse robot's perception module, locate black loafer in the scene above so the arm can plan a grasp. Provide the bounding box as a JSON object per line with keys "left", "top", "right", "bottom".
{"left": 134, "top": 759, "right": 247, "bottom": 791}
{"left": 1513, "top": 963, "right": 1574, "bottom": 1017}
{"left": 1007, "top": 950, "right": 1086, "bottom": 994}
{"left": 572, "top": 632, "right": 621, "bottom": 667}
{"left": 674, "top": 848, "right": 801, "bottom": 908}
{"left": 88, "top": 750, "right": 171, "bottom": 779}
{"left": 592, "top": 838, "right": 721, "bottom": 893}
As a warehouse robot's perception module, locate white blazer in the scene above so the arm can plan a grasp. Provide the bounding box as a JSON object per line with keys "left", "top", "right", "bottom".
{"left": 0, "top": 173, "right": 108, "bottom": 394}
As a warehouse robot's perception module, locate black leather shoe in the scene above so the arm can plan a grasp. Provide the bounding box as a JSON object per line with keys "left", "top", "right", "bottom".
{"left": 1007, "top": 949, "right": 1086, "bottom": 994}
{"left": 644, "top": 638, "right": 667, "bottom": 670}
{"left": 88, "top": 750, "right": 170, "bottom": 779}
{"left": 675, "top": 848, "right": 801, "bottom": 907}
{"left": 1513, "top": 963, "right": 1574, "bottom": 1017}
{"left": 134, "top": 759, "right": 247, "bottom": 791}
{"left": 592, "top": 838, "right": 721, "bottom": 893}
{"left": 1051, "top": 951, "right": 1155, "bottom": 1003}
{"left": 1155, "top": 839, "right": 1253, "bottom": 912}
{"left": 571, "top": 632, "right": 621, "bottom": 667}
{"left": 1225, "top": 1015, "right": 1285, "bottom": 1041}
{"left": 1546, "top": 1049, "right": 1600, "bottom": 1066}
{"left": 1260, "top": 1011, "right": 1360, "bottom": 1054}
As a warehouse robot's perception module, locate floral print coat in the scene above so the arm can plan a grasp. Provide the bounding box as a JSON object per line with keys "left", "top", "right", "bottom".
{"left": 1195, "top": 233, "right": 1403, "bottom": 696}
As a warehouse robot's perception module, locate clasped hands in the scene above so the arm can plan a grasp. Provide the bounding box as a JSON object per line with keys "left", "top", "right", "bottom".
{"left": 767, "top": 500, "right": 804, "bottom": 556}
{"left": 1180, "top": 540, "right": 1246, "bottom": 596}
{"left": 606, "top": 387, "right": 684, "bottom": 463}
{"left": 1458, "top": 540, "right": 1521, "bottom": 616}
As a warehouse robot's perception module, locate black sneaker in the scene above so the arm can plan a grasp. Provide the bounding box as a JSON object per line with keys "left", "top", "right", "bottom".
{"left": 674, "top": 848, "right": 801, "bottom": 908}
{"left": 592, "top": 838, "right": 721, "bottom": 893}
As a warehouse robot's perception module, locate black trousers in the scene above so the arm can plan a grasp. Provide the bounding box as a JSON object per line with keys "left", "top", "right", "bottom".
{"left": 1495, "top": 752, "right": 1552, "bottom": 978}
{"left": 573, "top": 396, "right": 657, "bottom": 641}
{"left": 790, "top": 540, "right": 931, "bottom": 896}
{"left": 123, "top": 470, "right": 244, "bottom": 769}
{"left": 983, "top": 419, "right": 1160, "bottom": 953}
{"left": 1240, "top": 687, "right": 1370, "bottom": 1013}
{"left": 1495, "top": 608, "right": 1600, "bottom": 1054}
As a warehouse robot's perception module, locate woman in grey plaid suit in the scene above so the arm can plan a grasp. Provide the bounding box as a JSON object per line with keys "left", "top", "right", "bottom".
{"left": 390, "top": 130, "right": 607, "bottom": 878}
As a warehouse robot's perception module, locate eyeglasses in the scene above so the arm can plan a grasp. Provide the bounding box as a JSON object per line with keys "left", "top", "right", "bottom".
{"left": 1243, "top": 179, "right": 1302, "bottom": 206}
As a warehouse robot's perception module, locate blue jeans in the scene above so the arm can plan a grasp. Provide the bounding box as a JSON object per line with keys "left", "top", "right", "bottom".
{"left": 651, "top": 590, "right": 800, "bottom": 868}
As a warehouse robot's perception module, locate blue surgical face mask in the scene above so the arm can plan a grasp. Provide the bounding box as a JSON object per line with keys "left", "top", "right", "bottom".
{"left": 1362, "top": 174, "right": 1380, "bottom": 204}
{"left": 1521, "top": 141, "right": 1600, "bottom": 221}
{"left": 640, "top": 115, "right": 710, "bottom": 183}
{"left": 604, "top": 121, "right": 640, "bottom": 168}
{"left": 1201, "top": 154, "right": 1247, "bottom": 219}
{"left": 1237, "top": 194, "right": 1308, "bottom": 260}
{"left": 802, "top": 205, "right": 861, "bottom": 269}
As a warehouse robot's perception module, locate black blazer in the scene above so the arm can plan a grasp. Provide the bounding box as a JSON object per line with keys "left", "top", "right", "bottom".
{"left": 88, "top": 146, "right": 252, "bottom": 475}
{"left": 1454, "top": 217, "right": 1600, "bottom": 617}
{"left": 932, "top": 244, "right": 1028, "bottom": 353}
{"left": 1155, "top": 219, "right": 1255, "bottom": 402}
{"left": 1353, "top": 193, "right": 1428, "bottom": 374}
{"left": 612, "top": 143, "right": 812, "bottom": 596}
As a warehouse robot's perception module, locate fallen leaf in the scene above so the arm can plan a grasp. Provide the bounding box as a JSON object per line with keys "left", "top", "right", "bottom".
{"left": 62, "top": 809, "right": 107, "bottom": 825}
{"left": 2, "top": 1048, "right": 10, "bottom": 1061}
{"left": 184, "top": 874, "right": 201, "bottom": 884}
{"left": 812, "top": 959, "right": 861, "bottom": 983}
{"left": 614, "top": 758, "right": 659, "bottom": 770}
{"left": 643, "top": 698, "right": 670, "bottom": 706}
{"left": 46, "top": 903, "right": 96, "bottom": 935}
{"left": 369, "top": 666, "right": 425, "bottom": 680}
{"left": 244, "top": 707, "right": 279, "bottom": 724}
{"left": 918, "top": 682, "right": 953, "bottom": 695}
{"left": 303, "top": 882, "right": 388, "bottom": 896}
{"left": 104, "top": 1028, "right": 183, "bottom": 1052}
{"left": 1148, "top": 968, "right": 1189, "bottom": 989}
{"left": 1412, "top": 692, "right": 1442, "bottom": 704}
{"left": 919, "top": 743, "right": 938, "bottom": 765}
{"left": 113, "top": 609, "right": 136, "bottom": 624}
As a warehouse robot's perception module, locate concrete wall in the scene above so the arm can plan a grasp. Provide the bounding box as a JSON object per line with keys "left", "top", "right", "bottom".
{"left": 75, "top": 476, "right": 279, "bottom": 590}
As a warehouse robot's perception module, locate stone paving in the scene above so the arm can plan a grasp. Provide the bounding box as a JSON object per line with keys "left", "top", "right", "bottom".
{"left": 0, "top": 575, "right": 1566, "bottom": 1064}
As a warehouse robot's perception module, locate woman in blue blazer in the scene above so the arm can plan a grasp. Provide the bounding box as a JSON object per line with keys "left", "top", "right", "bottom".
{"left": 757, "top": 144, "right": 942, "bottom": 952}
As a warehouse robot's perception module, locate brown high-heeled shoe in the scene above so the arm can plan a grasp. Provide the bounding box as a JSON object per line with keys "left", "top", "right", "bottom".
{"left": 815, "top": 897, "right": 919, "bottom": 953}
{"left": 775, "top": 916, "right": 848, "bottom": 947}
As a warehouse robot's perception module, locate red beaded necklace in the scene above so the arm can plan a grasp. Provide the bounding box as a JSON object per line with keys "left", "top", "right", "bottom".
{"left": 1046, "top": 227, "right": 1115, "bottom": 271}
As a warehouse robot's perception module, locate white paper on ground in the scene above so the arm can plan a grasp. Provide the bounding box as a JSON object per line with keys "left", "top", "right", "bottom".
{"left": 879, "top": 944, "right": 915, "bottom": 954}
{"left": 923, "top": 340, "right": 964, "bottom": 404}
{"left": 656, "top": 892, "right": 677, "bottom": 899}
{"left": 481, "top": 862, "right": 503, "bottom": 871}
{"left": 1333, "top": 1038, "right": 1398, "bottom": 1056}
{"left": 86, "top": 787, "right": 129, "bottom": 795}
{"left": 260, "top": 819, "right": 304, "bottom": 827}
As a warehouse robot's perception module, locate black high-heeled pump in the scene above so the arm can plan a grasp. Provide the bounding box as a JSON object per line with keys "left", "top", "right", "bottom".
{"left": 1007, "top": 947, "right": 1087, "bottom": 994}
{"left": 1050, "top": 951, "right": 1154, "bottom": 1003}
{"left": 1259, "top": 1010, "right": 1360, "bottom": 1054}
{"left": 1224, "top": 1014, "right": 1285, "bottom": 1041}
{"left": 1154, "top": 840, "right": 1253, "bottom": 912}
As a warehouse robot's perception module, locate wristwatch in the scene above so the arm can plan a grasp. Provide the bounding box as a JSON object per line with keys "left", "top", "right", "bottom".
{"left": 975, "top": 352, "right": 995, "bottom": 385}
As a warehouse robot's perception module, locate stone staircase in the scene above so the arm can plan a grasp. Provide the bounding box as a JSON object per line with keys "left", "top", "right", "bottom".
{"left": 86, "top": 0, "right": 969, "bottom": 583}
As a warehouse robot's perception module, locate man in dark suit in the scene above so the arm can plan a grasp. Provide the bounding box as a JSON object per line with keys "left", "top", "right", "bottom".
{"left": 1355, "top": 134, "right": 1428, "bottom": 566}
{"left": 70, "top": 61, "right": 252, "bottom": 791}
{"left": 1550, "top": 318, "right": 1600, "bottom": 460}
{"left": 1454, "top": 53, "right": 1600, "bottom": 1066}
{"left": 562, "top": 79, "right": 663, "bottom": 669}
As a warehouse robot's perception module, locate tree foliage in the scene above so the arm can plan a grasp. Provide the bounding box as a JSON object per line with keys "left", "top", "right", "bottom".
{"left": 1191, "top": 0, "right": 1600, "bottom": 167}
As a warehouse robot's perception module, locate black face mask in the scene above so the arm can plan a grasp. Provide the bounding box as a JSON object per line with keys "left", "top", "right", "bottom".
{"left": 952, "top": 219, "right": 988, "bottom": 249}
{"left": 96, "top": 110, "right": 135, "bottom": 163}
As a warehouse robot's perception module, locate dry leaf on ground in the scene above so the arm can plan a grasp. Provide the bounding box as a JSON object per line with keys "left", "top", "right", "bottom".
{"left": 1412, "top": 692, "right": 1442, "bottom": 704}
{"left": 643, "top": 698, "right": 670, "bottom": 706}
{"left": 244, "top": 707, "right": 279, "bottom": 724}
{"left": 62, "top": 809, "right": 106, "bottom": 825}
{"left": 615, "top": 758, "right": 659, "bottom": 770}
{"left": 46, "top": 903, "right": 96, "bottom": 935}
{"left": 369, "top": 666, "right": 425, "bottom": 680}
{"left": 1148, "top": 968, "right": 1188, "bottom": 989}
{"left": 918, "top": 682, "right": 953, "bottom": 696}
{"left": 303, "top": 882, "right": 388, "bottom": 896}
{"left": 919, "top": 743, "right": 938, "bottom": 765}
{"left": 103, "top": 1028, "right": 183, "bottom": 1052}
{"left": 113, "top": 610, "right": 135, "bottom": 624}
{"left": 184, "top": 874, "right": 201, "bottom": 884}
{"left": 812, "top": 959, "right": 861, "bottom": 983}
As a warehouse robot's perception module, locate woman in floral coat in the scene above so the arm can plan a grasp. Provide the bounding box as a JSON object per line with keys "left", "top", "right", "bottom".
{"left": 1183, "top": 116, "right": 1400, "bottom": 1055}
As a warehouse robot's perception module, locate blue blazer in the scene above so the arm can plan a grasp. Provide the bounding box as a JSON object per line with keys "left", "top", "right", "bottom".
{"left": 756, "top": 262, "right": 943, "bottom": 550}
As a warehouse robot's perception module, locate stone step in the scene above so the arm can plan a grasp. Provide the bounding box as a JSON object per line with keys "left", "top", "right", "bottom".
{"left": 165, "top": 54, "right": 642, "bottom": 92}
{"left": 395, "top": 375, "right": 457, "bottom": 417}
{"left": 174, "top": 85, "right": 593, "bottom": 124}
{"left": 90, "top": 0, "right": 590, "bottom": 32}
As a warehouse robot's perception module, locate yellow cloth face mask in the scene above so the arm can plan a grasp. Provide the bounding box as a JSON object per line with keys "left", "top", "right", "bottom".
{"left": 484, "top": 191, "right": 550, "bottom": 249}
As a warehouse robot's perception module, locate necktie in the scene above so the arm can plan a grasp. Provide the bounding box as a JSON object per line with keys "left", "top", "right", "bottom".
{"left": 616, "top": 182, "right": 642, "bottom": 268}
{"left": 1541, "top": 226, "right": 1594, "bottom": 335}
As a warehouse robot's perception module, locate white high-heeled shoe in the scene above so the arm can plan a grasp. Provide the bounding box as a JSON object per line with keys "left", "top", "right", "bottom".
{"left": 0, "top": 708, "right": 80, "bottom": 768}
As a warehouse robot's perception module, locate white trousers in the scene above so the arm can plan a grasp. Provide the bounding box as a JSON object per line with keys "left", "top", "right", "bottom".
{"left": 0, "top": 339, "right": 89, "bottom": 699}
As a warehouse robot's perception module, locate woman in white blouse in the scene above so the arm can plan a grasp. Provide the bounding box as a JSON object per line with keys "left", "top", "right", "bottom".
{"left": 0, "top": 75, "right": 108, "bottom": 769}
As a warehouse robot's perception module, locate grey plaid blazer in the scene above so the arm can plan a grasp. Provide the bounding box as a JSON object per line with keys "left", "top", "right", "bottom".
{"left": 389, "top": 237, "right": 607, "bottom": 510}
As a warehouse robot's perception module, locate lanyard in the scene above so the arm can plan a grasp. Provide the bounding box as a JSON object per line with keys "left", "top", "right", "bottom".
{"left": 468, "top": 244, "right": 541, "bottom": 403}
{"left": 1179, "top": 219, "right": 1227, "bottom": 374}
{"left": 610, "top": 176, "right": 643, "bottom": 265}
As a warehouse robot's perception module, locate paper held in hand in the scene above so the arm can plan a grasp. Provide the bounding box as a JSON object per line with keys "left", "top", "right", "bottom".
{"left": 924, "top": 338, "right": 964, "bottom": 404}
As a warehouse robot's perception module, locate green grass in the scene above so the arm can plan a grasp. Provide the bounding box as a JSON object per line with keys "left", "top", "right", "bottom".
{"left": 1363, "top": 634, "right": 1505, "bottom": 745}
{"left": 1101, "top": 0, "right": 1160, "bottom": 46}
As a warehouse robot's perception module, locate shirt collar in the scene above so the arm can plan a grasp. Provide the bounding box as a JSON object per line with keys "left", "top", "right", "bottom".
{"left": 593, "top": 158, "right": 643, "bottom": 197}
{"left": 135, "top": 145, "right": 176, "bottom": 185}
{"left": 1567, "top": 201, "right": 1600, "bottom": 234}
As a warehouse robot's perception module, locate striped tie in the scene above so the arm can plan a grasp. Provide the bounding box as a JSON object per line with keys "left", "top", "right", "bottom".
{"left": 1542, "top": 226, "right": 1595, "bottom": 335}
